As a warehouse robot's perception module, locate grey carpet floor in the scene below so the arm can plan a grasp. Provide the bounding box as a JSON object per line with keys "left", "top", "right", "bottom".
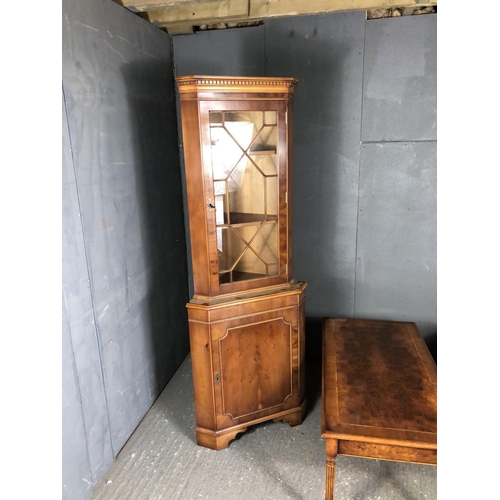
{"left": 90, "top": 355, "right": 437, "bottom": 500}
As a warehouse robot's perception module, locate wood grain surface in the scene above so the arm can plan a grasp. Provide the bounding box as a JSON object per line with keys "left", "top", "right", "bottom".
{"left": 321, "top": 318, "right": 437, "bottom": 499}
{"left": 322, "top": 318, "right": 437, "bottom": 448}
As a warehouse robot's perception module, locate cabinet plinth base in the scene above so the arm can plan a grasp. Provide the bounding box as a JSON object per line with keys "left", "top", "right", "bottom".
{"left": 196, "top": 427, "right": 248, "bottom": 451}
{"left": 274, "top": 397, "right": 308, "bottom": 427}
{"left": 195, "top": 398, "right": 307, "bottom": 450}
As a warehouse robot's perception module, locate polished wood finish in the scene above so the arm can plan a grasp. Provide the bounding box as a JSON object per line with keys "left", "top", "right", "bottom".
{"left": 176, "top": 76, "right": 306, "bottom": 449}
{"left": 188, "top": 282, "right": 307, "bottom": 449}
{"left": 176, "top": 75, "right": 298, "bottom": 96}
{"left": 176, "top": 77, "right": 297, "bottom": 299}
{"left": 325, "top": 438, "right": 338, "bottom": 500}
{"left": 322, "top": 318, "right": 437, "bottom": 499}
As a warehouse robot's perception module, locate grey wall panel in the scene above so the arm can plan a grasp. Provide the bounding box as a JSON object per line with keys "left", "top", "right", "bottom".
{"left": 355, "top": 142, "right": 437, "bottom": 338}
{"left": 362, "top": 14, "right": 437, "bottom": 142}
{"left": 62, "top": 292, "right": 93, "bottom": 500}
{"left": 173, "top": 25, "right": 265, "bottom": 77}
{"left": 357, "top": 13, "right": 437, "bottom": 345}
{"left": 63, "top": 88, "right": 105, "bottom": 499}
{"left": 264, "top": 12, "right": 366, "bottom": 319}
{"left": 62, "top": 86, "right": 113, "bottom": 496}
{"left": 62, "top": 0, "right": 189, "bottom": 495}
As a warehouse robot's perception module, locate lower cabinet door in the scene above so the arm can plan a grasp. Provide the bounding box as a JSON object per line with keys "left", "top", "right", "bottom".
{"left": 211, "top": 306, "right": 300, "bottom": 430}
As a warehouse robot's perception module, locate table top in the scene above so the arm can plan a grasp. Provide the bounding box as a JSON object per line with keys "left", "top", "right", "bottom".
{"left": 322, "top": 318, "right": 437, "bottom": 449}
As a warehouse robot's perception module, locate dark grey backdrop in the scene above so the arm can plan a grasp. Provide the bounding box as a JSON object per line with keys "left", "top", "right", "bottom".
{"left": 62, "top": 1, "right": 189, "bottom": 499}
{"left": 62, "top": 4, "right": 436, "bottom": 499}
{"left": 173, "top": 13, "right": 437, "bottom": 357}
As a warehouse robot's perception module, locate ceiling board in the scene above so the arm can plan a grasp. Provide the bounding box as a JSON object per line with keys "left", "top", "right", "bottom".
{"left": 114, "top": 0, "right": 437, "bottom": 34}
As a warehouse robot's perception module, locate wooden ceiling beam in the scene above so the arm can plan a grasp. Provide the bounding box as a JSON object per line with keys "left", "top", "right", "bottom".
{"left": 119, "top": 0, "right": 437, "bottom": 30}
{"left": 249, "top": 0, "right": 435, "bottom": 20}
{"left": 120, "top": 0, "right": 216, "bottom": 13}
{"left": 146, "top": 0, "right": 249, "bottom": 27}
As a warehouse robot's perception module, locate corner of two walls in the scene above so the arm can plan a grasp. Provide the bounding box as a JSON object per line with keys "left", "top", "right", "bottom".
{"left": 62, "top": 0, "right": 189, "bottom": 499}
{"left": 172, "top": 12, "right": 437, "bottom": 359}
{"left": 62, "top": 5, "right": 436, "bottom": 498}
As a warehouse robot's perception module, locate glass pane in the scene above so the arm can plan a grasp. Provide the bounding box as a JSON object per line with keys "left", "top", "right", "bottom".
{"left": 264, "top": 111, "right": 277, "bottom": 125}
{"left": 228, "top": 158, "right": 265, "bottom": 223}
{"left": 248, "top": 150, "right": 277, "bottom": 177}
{"left": 210, "top": 127, "right": 245, "bottom": 182}
{"left": 210, "top": 112, "right": 223, "bottom": 126}
{"left": 217, "top": 223, "right": 280, "bottom": 283}
{"left": 242, "top": 223, "right": 278, "bottom": 269}
{"left": 218, "top": 227, "right": 248, "bottom": 274}
{"left": 209, "top": 110, "right": 279, "bottom": 286}
{"left": 267, "top": 262, "right": 279, "bottom": 276}
{"left": 249, "top": 124, "right": 277, "bottom": 155}
{"left": 233, "top": 225, "right": 267, "bottom": 280}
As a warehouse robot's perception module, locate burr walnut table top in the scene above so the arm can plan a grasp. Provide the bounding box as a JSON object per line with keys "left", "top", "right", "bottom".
{"left": 322, "top": 317, "right": 437, "bottom": 453}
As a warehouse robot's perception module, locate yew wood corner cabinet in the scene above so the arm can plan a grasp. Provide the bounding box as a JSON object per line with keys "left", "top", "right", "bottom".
{"left": 175, "top": 76, "right": 307, "bottom": 450}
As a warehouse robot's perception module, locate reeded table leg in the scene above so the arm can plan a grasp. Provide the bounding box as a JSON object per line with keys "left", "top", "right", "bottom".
{"left": 325, "top": 439, "right": 338, "bottom": 500}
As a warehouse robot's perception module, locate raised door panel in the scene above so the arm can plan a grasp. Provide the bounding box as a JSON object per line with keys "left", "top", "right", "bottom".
{"left": 211, "top": 307, "right": 299, "bottom": 429}
{"left": 199, "top": 100, "right": 289, "bottom": 297}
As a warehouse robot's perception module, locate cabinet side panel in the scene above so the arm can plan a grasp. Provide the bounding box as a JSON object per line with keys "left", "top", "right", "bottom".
{"left": 298, "top": 293, "right": 306, "bottom": 401}
{"left": 286, "top": 98, "right": 294, "bottom": 280}
{"left": 180, "top": 100, "right": 210, "bottom": 297}
{"left": 188, "top": 319, "right": 216, "bottom": 430}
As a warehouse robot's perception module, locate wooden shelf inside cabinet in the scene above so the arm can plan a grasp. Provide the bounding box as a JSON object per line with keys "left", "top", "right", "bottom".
{"left": 219, "top": 270, "right": 267, "bottom": 284}
{"left": 176, "top": 75, "right": 306, "bottom": 450}
{"left": 248, "top": 148, "right": 277, "bottom": 155}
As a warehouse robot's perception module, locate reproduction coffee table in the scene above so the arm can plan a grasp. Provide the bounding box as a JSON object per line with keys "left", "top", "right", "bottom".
{"left": 322, "top": 318, "right": 437, "bottom": 499}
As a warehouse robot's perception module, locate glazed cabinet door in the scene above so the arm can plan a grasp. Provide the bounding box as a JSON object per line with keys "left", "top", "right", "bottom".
{"left": 210, "top": 306, "right": 301, "bottom": 430}
{"left": 199, "top": 100, "right": 290, "bottom": 296}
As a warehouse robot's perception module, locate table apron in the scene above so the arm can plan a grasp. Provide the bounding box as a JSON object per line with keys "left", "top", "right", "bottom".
{"left": 337, "top": 440, "right": 437, "bottom": 465}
